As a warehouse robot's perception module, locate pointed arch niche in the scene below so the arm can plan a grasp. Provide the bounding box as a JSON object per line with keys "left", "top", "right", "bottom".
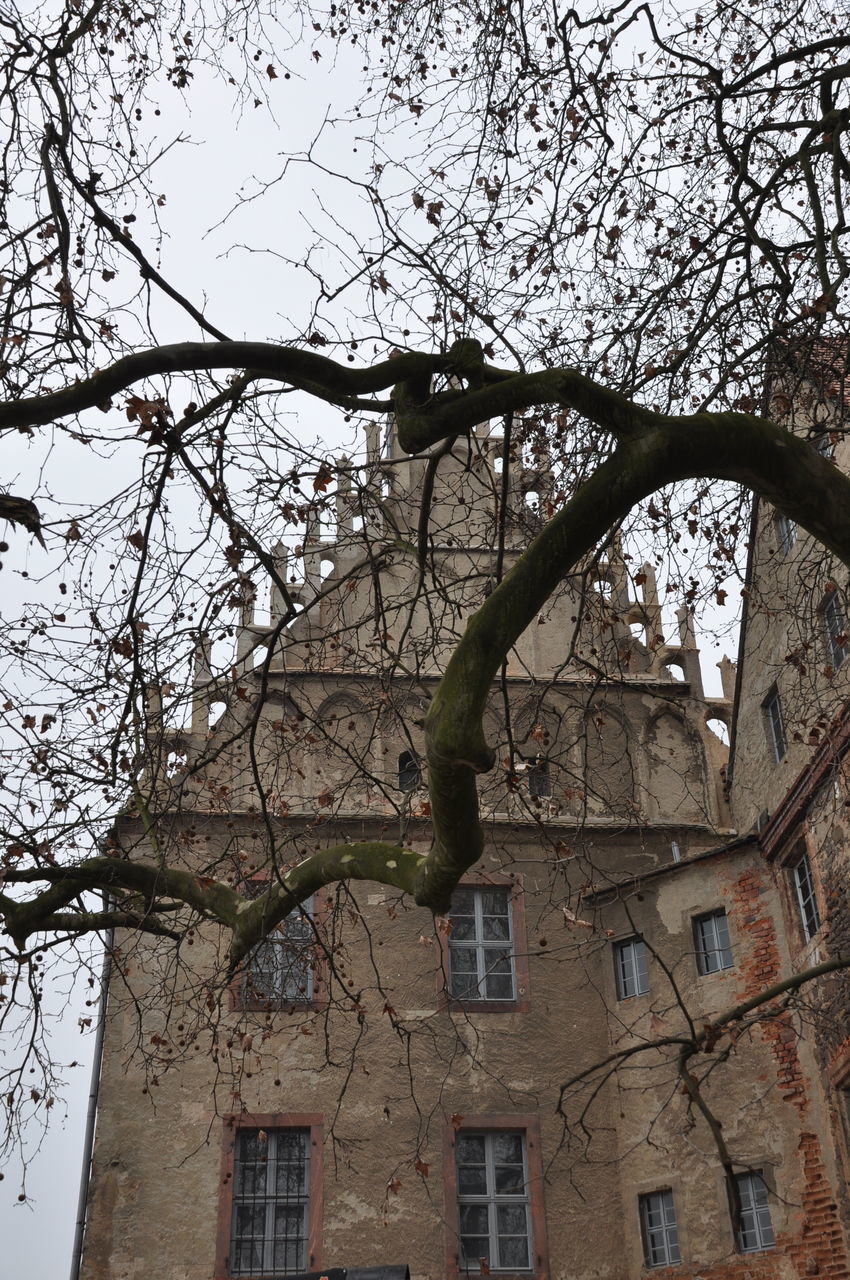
{"left": 583, "top": 705, "right": 639, "bottom": 818}
{"left": 644, "top": 711, "right": 707, "bottom": 823}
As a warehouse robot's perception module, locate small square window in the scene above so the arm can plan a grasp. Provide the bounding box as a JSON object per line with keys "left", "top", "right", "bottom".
{"left": 774, "top": 511, "right": 797, "bottom": 557}
{"left": 763, "top": 687, "right": 787, "bottom": 763}
{"left": 791, "top": 851, "right": 821, "bottom": 943}
{"left": 823, "top": 593, "right": 847, "bottom": 669}
{"left": 732, "top": 1171, "right": 775, "bottom": 1253}
{"left": 639, "top": 1189, "right": 681, "bottom": 1268}
{"left": 613, "top": 937, "right": 649, "bottom": 999}
{"left": 693, "top": 910, "right": 734, "bottom": 975}
{"left": 448, "top": 886, "right": 517, "bottom": 1003}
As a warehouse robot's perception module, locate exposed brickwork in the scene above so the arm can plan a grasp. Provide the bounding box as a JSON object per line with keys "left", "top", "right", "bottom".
{"left": 687, "top": 863, "right": 850, "bottom": 1280}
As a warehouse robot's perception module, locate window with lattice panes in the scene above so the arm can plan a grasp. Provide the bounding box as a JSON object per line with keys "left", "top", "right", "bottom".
{"left": 229, "top": 1128, "right": 311, "bottom": 1276}
{"left": 455, "top": 1130, "right": 532, "bottom": 1273}
{"left": 693, "top": 910, "right": 734, "bottom": 975}
{"left": 732, "top": 1171, "right": 775, "bottom": 1253}
{"left": 448, "top": 886, "right": 516, "bottom": 1003}
{"left": 613, "top": 937, "right": 649, "bottom": 999}
{"left": 639, "top": 1190, "right": 681, "bottom": 1268}
{"left": 239, "top": 884, "right": 316, "bottom": 1009}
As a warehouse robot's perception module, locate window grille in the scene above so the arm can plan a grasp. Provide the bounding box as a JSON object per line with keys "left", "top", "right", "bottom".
{"left": 693, "top": 910, "right": 734, "bottom": 975}
{"left": 448, "top": 887, "right": 516, "bottom": 1002}
{"left": 764, "top": 688, "right": 786, "bottom": 763}
{"left": 230, "top": 1128, "right": 310, "bottom": 1276}
{"left": 398, "top": 750, "right": 421, "bottom": 792}
{"left": 774, "top": 512, "right": 797, "bottom": 557}
{"left": 639, "top": 1190, "right": 681, "bottom": 1268}
{"left": 243, "top": 893, "right": 314, "bottom": 1007}
{"left": 792, "top": 852, "right": 820, "bottom": 942}
{"left": 456, "top": 1130, "right": 531, "bottom": 1272}
{"left": 824, "top": 593, "right": 847, "bottom": 668}
{"left": 733, "top": 1172, "right": 775, "bottom": 1253}
{"left": 613, "top": 937, "right": 649, "bottom": 999}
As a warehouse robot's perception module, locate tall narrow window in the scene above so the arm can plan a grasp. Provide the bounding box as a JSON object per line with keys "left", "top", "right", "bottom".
{"left": 774, "top": 511, "right": 797, "bottom": 557}
{"left": 613, "top": 937, "right": 649, "bottom": 999}
{"left": 823, "top": 593, "right": 847, "bottom": 669}
{"left": 693, "top": 910, "right": 734, "bottom": 975}
{"left": 733, "top": 1172, "right": 775, "bottom": 1253}
{"left": 764, "top": 688, "right": 787, "bottom": 763}
{"left": 242, "top": 896, "right": 315, "bottom": 1008}
{"left": 791, "top": 852, "right": 821, "bottom": 942}
{"left": 230, "top": 1128, "right": 311, "bottom": 1275}
{"left": 398, "top": 750, "right": 421, "bottom": 792}
{"left": 639, "top": 1190, "right": 681, "bottom": 1268}
{"left": 448, "top": 887, "right": 516, "bottom": 1003}
{"left": 456, "top": 1131, "right": 531, "bottom": 1272}
{"left": 527, "top": 757, "right": 551, "bottom": 798}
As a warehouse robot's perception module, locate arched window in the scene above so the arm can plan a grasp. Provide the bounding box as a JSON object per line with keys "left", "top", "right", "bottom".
{"left": 398, "top": 750, "right": 421, "bottom": 792}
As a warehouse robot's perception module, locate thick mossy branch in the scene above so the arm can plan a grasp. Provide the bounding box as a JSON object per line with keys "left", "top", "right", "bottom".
{"left": 230, "top": 843, "right": 425, "bottom": 966}
{"left": 1, "top": 843, "right": 427, "bottom": 964}
{"left": 0, "top": 344, "right": 452, "bottom": 431}
{"left": 6, "top": 339, "right": 850, "bottom": 940}
{"left": 415, "top": 412, "right": 850, "bottom": 907}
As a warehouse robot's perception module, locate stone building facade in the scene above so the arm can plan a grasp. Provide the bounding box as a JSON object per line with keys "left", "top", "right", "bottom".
{"left": 78, "top": 397, "right": 850, "bottom": 1279}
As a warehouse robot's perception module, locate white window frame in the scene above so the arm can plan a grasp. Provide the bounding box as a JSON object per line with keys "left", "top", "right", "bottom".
{"left": 791, "top": 852, "right": 821, "bottom": 942}
{"left": 448, "top": 886, "right": 517, "bottom": 1003}
{"left": 639, "top": 1189, "right": 681, "bottom": 1268}
{"left": 693, "top": 910, "right": 734, "bottom": 975}
{"left": 774, "top": 511, "right": 797, "bottom": 557}
{"left": 456, "top": 1130, "right": 532, "bottom": 1273}
{"left": 733, "top": 1171, "right": 775, "bottom": 1253}
{"left": 614, "top": 937, "right": 649, "bottom": 999}
{"left": 243, "top": 895, "right": 315, "bottom": 1007}
{"left": 230, "top": 1127, "right": 311, "bottom": 1276}
{"left": 823, "top": 593, "right": 847, "bottom": 668}
{"left": 764, "top": 688, "right": 787, "bottom": 763}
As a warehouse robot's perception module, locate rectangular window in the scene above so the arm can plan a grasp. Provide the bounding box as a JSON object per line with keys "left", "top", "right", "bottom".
{"left": 693, "top": 910, "right": 734, "bottom": 975}
{"left": 449, "top": 886, "right": 516, "bottom": 1003}
{"left": 639, "top": 1190, "right": 681, "bottom": 1268}
{"left": 774, "top": 512, "right": 797, "bottom": 557}
{"left": 733, "top": 1172, "right": 775, "bottom": 1253}
{"left": 824, "top": 593, "right": 847, "bottom": 668}
{"left": 792, "top": 852, "right": 821, "bottom": 942}
{"left": 456, "top": 1130, "right": 532, "bottom": 1272}
{"left": 398, "top": 750, "right": 421, "bottom": 792}
{"left": 527, "top": 757, "right": 551, "bottom": 798}
{"left": 241, "top": 893, "right": 315, "bottom": 1009}
{"left": 614, "top": 937, "right": 649, "bottom": 999}
{"left": 230, "top": 1128, "right": 311, "bottom": 1276}
{"left": 764, "top": 688, "right": 787, "bottom": 763}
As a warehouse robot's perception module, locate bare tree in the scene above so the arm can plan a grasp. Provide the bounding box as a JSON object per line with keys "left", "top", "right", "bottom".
{"left": 1, "top": 0, "right": 850, "bottom": 1192}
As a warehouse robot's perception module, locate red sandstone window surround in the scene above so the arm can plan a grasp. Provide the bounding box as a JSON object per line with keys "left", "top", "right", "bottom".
{"left": 442, "top": 1114, "right": 549, "bottom": 1280}
{"left": 437, "top": 876, "right": 531, "bottom": 1013}
{"left": 215, "top": 1113, "right": 324, "bottom": 1279}
{"left": 230, "top": 875, "right": 328, "bottom": 1013}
